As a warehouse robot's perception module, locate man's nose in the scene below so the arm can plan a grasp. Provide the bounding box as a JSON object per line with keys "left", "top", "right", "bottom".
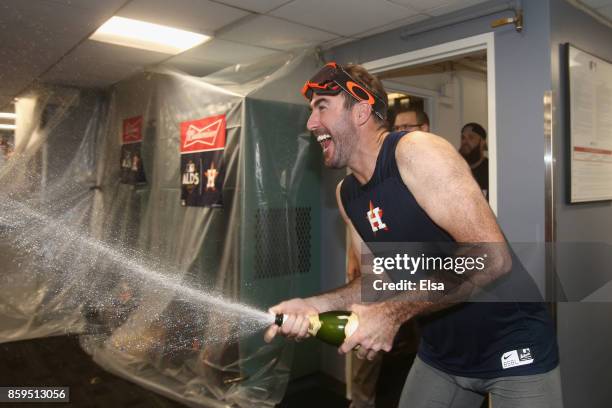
{"left": 306, "top": 111, "right": 318, "bottom": 132}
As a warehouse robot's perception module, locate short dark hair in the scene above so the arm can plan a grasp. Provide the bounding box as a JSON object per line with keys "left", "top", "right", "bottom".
{"left": 461, "top": 122, "right": 486, "bottom": 139}
{"left": 342, "top": 64, "right": 388, "bottom": 127}
{"left": 395, "top": 107, "right": 429, "bottom": 127}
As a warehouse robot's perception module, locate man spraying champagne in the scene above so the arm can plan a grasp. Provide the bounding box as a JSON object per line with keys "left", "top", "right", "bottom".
{"left": 264, "top": 62, "right": 562, "bottom": 408}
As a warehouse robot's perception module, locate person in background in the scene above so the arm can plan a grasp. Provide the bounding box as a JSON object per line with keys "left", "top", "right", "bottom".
{"left": 393, "top": 107, "right": 430, "bottom": 133}
{"left": 459, "top": 123, "right": 488, "bottom": 200}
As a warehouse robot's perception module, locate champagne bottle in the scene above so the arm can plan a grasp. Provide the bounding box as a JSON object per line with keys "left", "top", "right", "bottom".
{"left": 274, "top": 311, "right": 359, "bottom": 347}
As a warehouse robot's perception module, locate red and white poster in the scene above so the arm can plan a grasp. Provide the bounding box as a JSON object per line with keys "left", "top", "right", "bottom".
{"left": 180, "top": 114, "right": 226, "bottom": 207}
{"left": 120, "top": 115, "right": 146, "bottom": 185}
{"left": 122, "top": 116, "right": 143, "bottom": 144}
{"left": 180, "top": 114, "right": 226, "bottom": 153}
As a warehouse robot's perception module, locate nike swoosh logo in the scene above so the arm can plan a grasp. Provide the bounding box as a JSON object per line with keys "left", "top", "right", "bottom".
{"left": 503, "top": 354, "right": 512, "bottom": 360}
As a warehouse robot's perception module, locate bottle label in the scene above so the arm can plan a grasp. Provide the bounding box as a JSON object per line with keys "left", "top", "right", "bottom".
{"left": 308, "top": 315, "right": 322, "bottom": 336}
{"left": 344, "top": 313, "right": 359, "bottom": 338}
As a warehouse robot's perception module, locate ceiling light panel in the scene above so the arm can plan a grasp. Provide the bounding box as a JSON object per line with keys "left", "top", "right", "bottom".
{"left": 90, "top": 16, "right": 210, "bottom": 54}
{"left": 117, "top": 0, "right": 250, "bottom": 33}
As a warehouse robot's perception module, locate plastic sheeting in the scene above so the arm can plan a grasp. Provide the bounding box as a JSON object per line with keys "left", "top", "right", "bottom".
{"left": 0, "top": 50, "right": 325, "bottom": 407}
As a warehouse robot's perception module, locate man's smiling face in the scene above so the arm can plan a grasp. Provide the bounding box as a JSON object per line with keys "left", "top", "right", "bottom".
{"left": 307, "top": 93, "right": 358, "bottom": 169}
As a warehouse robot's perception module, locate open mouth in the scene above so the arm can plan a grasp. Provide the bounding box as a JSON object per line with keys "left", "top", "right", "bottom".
{"left": 316, "top": 134, "right": 332, "bottom": 152}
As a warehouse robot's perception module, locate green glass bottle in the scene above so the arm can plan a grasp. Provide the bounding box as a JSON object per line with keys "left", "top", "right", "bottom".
{"left": 275, "top": 311, "right": 359, "bottom": 347}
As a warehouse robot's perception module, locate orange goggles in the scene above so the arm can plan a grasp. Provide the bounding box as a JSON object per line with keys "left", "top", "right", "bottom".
{"left": 301, "top": 62, "right": 386, "bottom": 120}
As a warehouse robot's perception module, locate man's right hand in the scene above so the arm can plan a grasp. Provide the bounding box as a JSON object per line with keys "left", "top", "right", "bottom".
{"left": 263, "top": 298, "right": 320, "bottom": 343}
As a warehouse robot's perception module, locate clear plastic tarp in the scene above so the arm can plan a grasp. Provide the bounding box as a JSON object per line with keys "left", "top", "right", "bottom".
{"left": 0, "top": 50, "right": 324, "bottom": 407}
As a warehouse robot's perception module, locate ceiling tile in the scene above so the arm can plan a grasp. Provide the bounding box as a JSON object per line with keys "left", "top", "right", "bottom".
{"left": 0, "top": 42, "right": 66, "bottom": 79}
{"left": 42, "top": 67, "right": 143, "bottom": 88}
{"left": 0, "top": 0, "right": 121, "bottom": 99}
{"left": 270, "top": 0, "right": 420, "bottom": 37}
{"left": 160, "top": 56, "right": 228, "bottom": 77}
{"left": 211, "top": 0, "right": 292, "bottom": 13}
{"left": 389, "top": 0, "right": 451, "bottom": 12}
{"left": 40, "top": 0, "right": 126, "bottom": 14}
{"left": 595, "top": 4, "right": 612, "bottom": 19}
{"left": 389, "top": 0, "right": 487, "bottom": 16}
{"left": 0, "top": 66, "right": 42, "bottom": 95}
{"left": 177, "top": 39, "right": 279, "bottom": 64}
{"left": 424, "top": 0, "right": 489, "bottom": 16}
{"left": 218, "top": 15, "right": 337, "bottom": 50}
{"left": 41, "top": 40, "right": 170, "bottom": 88}
{"left": 118, "top": 0, "right": 251, "bottom": 34}
{"left": 1, "top": 1, "right": 105, "bottom": 50}
{"left": 580, "top": 0, "right": 612, "bottom": 8}
{"left": 61, "top": 40, "right": 170, "bottom": 67}
{"left": 1, "top": 0, "right": 115, "bottom": 37}
{"left": 319, "top": 37, "right": 358, "bottom": 50}
{"left": 353, "top": 13, "right": 429, "bottom": 38}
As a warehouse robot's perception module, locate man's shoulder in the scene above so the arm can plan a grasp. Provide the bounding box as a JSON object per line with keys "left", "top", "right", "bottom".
{"left": 395, "top": 131, "right": 455, "bottom": 166}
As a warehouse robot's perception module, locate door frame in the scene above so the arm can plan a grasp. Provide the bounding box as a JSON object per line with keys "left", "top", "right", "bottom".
{"left": 363, "top": 32, "right": 498, "bottom": 214}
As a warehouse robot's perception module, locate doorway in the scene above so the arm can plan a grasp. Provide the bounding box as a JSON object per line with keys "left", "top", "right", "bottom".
{"left": 365, "top": 32, "right": 497, "bottom": 214}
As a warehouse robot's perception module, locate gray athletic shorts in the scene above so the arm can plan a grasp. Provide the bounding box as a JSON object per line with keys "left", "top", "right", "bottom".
{"left": 398, "top": 356, "right": 564, "bottom": 408}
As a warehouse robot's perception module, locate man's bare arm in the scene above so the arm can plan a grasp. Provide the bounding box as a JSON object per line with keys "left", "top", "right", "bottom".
{"left": 389, "top": 131, "right": 510, "bottom": 316}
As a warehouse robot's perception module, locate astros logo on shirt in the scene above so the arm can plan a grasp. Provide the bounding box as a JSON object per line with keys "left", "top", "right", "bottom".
{"left": 367, "top": 201, "right": 388, "bottom": 233}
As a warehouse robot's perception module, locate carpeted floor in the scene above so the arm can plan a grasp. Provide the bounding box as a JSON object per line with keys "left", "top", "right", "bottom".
{"left": 0, "top": 335, "right": 349, "bottom": 408}
{"left": 0, "top": 335, "right": 187, "bottom": 408}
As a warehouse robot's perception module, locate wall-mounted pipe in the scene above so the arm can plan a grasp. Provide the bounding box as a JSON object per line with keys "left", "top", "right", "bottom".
{"left": 491, "top": 7, "right": 523, "bottom": 32}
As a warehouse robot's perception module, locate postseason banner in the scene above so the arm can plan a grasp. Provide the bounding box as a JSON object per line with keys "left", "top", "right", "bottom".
{"left": 120, "top": 115, "right": 147, "bottom": 185}
{"left": 180, "top": 114, "right": 225, "bottom": 207}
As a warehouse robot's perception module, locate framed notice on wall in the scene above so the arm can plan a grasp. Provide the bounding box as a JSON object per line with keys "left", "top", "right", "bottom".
{"left": 566, "top": 44, "right": 612, "bottom": 203}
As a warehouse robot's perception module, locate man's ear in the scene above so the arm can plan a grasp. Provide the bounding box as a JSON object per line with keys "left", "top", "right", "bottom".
{"left": 353, "top": 101, "right": 372, "bottom": 126}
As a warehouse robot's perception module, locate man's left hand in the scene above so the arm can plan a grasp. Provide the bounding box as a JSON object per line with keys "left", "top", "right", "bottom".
{"left": 339, "top": 303, "right": 402, "bottom": 360}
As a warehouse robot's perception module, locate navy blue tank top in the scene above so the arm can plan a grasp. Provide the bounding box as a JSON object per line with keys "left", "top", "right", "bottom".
{"left": 340, "top": 132, "right": 558, "bottom": 378}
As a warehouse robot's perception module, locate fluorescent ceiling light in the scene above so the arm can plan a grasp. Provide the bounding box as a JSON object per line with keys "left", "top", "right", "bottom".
{"left": 387, "top": 93, "right": 406, "bottom": 100}
{"left": 90, "top": 16, "right": 210, "bottom": 55}
{"left": 0, "top": 124, "right": 16, "bottom": 130}
{"left": 0, "top": 113, "right": 16, "bottom": 120}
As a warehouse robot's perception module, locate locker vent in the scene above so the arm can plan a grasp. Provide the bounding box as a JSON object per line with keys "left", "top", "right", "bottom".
{"left": 254, "top": 207, "right": 311, "bottom": 279}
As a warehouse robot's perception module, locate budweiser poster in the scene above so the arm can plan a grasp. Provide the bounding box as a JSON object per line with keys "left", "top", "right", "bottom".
{"left": 120, "top": 115, "right": 147, "bottom": 185}
{"left": 179, "top": 114, "right": 225, "bottom": 207}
